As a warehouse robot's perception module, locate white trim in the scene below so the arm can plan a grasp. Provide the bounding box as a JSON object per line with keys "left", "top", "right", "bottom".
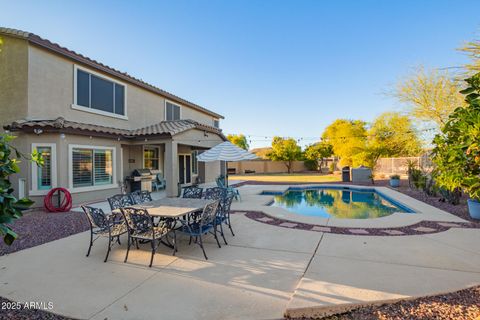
{"left": 71, "top": 104, "right": 128, "bottom": 120}
{"left": 68, "top": 144, "right": 117, "bottom": 193}
{"left": 30, "top": 143, "right": 57, "bottom": 196}
{"left": 73, "top": 64, "right": 128, "bottom": 120}
{"left": 164, "top": 100, "right": 182, "bottom": 121}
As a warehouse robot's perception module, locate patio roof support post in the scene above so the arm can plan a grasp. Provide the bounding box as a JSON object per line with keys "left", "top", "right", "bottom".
{"left": 165, "top": 141, "right": 179, "bottom": 197}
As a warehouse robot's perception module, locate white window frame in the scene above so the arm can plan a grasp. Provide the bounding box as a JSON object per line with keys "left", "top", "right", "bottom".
{"left": 72, "top": 65, "right": 128, "bottom": 120}
{"left": 213, "top": 118, "right": 220, "bottom": 128}
{"left": 30, "top": 143, "right": 57, "bottom": 196}
{"left": 68, "top": 144, "right": 117, "bottom": 193}
{"left": 142, "top": 145, "right": 161, "bottom": 170}
{"left": 164, "top": 100, "right": 182, "bottom": 121}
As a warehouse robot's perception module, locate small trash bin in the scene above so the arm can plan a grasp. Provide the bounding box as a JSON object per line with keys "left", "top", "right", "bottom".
{"left": 342, "top": 166, "right": 350, "bottom": 182}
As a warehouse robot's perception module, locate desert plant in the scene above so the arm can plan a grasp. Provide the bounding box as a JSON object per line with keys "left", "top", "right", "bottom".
{"left": 0, "top": 134, "right": 43, "bottom": 245}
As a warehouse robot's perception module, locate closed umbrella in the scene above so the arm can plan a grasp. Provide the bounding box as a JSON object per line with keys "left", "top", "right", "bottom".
{"left": 197, "top": 141, "right": 257, "bottom": 186}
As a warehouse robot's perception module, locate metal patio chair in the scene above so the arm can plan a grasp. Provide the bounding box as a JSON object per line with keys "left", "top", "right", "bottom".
{"left": 81, "top": 205, "right": 127, "bottom": 262}
{"left": 216, "top": 175, "right": 241, "bottom": 201}
{"left": 182, "top": 186, "right": 203, "bottom": 199}
{"left": 177, "top": 200, "right": 220, "bottom": 260}
{"left": 130, "top": 190, "right": 153, "bottom": 204}
{"left": 107, "top": 193, "right": 134, "bottom": 211}
{"left": 120, "top": 207, "right": 176, "bottom": 267}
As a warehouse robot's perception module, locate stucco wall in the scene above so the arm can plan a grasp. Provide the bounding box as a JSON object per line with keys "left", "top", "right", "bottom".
{"left": 26, "top": 45, "right": 219, "bottom": 129}
{"left": 11, "top": 132, "right": 123, "bottom": 207}
{"left": 0, "top": 35, "right": 29, "bottom": 129}
{"left": 228, "top": 160, "right": 309, "bottom": 174}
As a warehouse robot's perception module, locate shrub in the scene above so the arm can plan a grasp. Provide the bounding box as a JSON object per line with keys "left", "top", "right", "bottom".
{"left": 390, "top": 174, "right": 400, "bottom": 179}
{"left": 329, "top": 162, "right": 336, "bottom": 173}
{"left": 432, "top": 73, "right": 480, "bottom": 201}
{"left": 304, "top": 159, "right": 318, "bottom": 171}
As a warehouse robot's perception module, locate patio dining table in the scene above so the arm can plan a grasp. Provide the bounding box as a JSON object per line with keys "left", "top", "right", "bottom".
{"left": 128, "top": 197, "right": 214, "bottom": 218}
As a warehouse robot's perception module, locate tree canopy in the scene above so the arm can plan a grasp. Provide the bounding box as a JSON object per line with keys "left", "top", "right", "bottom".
{"left": 304, "top": 142, "right": 333, "bottom": 171}
{"left": 267, "top": 137, "right": 302, "bottom": 173}
{"left": 393, "top": 66, "right": 465, "bottom": 128}
{"left": 321, "top": 119, "right": 367, "bottom": 166}
{"left": 226, "top": 134, "right": 249, "bottom": 150}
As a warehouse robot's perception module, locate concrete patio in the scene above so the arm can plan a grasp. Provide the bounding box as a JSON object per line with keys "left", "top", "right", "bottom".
{"left": 1, "top": 185, "right": 480, "bottom": 319}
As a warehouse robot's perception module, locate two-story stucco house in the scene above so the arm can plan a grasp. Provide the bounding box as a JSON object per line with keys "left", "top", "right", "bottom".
{"left": 0, "top": 27, "right": 226, "bottom": 206}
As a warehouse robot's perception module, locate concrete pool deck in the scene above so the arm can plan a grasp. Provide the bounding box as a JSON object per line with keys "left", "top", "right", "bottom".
{"left": 1, "top": 184, "right": 479, "bottom": 319}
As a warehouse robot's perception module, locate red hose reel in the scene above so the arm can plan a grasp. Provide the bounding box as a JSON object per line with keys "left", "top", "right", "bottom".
{"left": 44, "top": 187, "right": 73, "bottom": 212}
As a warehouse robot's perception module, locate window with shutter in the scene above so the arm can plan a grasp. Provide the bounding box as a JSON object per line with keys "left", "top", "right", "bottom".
{"left": 72, "top": 147, "right": 114, "bottom": 188}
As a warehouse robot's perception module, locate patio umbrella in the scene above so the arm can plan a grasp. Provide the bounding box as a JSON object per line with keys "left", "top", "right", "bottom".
{"left": 197, "top": 141, "right": 257, "bottom": 186}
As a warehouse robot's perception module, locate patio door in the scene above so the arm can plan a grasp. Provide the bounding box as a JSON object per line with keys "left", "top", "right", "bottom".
{"left": 178, "top": 154, "right": 191, "bottom": 185}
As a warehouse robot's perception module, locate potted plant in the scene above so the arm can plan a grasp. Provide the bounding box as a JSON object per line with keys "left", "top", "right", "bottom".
{"left": 389, "top": 174, "right": 400, "bottom": 187}
{"left": 432, "top": 73, "right": 480, "bottom": 219}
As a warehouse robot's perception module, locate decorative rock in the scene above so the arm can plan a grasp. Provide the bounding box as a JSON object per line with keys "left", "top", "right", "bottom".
{"left": 413, "top": 226, "right": 437, "bottom": 233}
{"left": 279, "top": 222, "right": 298, "bottom": 228}
{"left": 348, "top": 229, "right": 370, "bottom": 234}
{"left": 257, "top": 217, "right": 274, "bottom": 222}
{"left": 382, "top": 229, "right": 405, "bottom": 235}
{"left": 311, "top": 226, "right": 331, "bottom": 232}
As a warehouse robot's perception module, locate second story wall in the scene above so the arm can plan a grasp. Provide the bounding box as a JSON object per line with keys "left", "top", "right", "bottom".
{"left": 26, "top": 45, "right": 220, "bottom": 129}
{"left": 0, "top": 35, "right": 29, "bottom": 128}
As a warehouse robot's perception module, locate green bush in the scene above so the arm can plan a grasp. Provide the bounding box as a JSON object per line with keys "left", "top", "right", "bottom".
{"left": 390, "top": 174, "right": 400, "bottom": 179}
{"left": 0, "top": 134, "right": 42, "bottom": 245}
{"left": 329, "top": 162, "right": 336, "bottom": 173}
{"left": 432, "top": 73, "right": 480, "bottom": 201}
{"left": 304, "top": 159, "right": 318, "bottom": 171}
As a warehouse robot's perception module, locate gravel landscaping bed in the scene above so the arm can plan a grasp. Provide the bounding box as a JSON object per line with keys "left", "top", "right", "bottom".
{"left": 0, "top": 209, "right": 88, "bottom": 256}
{"left": 0, "top": 297, "right": 74, "bottom": 320}
{"left": 317, "top": 285, "right": 480, "bottom": 320}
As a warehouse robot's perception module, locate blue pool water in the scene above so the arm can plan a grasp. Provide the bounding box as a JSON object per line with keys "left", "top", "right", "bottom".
{"left": 270, "top": 187, "right": 413, "bottom": 219}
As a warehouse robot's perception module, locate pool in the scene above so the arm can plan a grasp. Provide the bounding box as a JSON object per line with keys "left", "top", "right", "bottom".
{"left": 270, "top": 187, "right": 414, "bottom": 219}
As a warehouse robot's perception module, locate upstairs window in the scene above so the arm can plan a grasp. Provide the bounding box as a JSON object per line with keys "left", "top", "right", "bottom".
{"left": 165, "top": 101, "right": 181, "bottom": 121}
{"left": 213, "top": 119, "right": 220, "bottom": 128}
{"left": 75, "top": 67, "right": 126, "bottom": 116}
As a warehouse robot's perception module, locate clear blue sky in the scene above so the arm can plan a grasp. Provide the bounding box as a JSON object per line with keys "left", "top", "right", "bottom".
{"left": 2, "top": 0, "right": 480, "bottom": 148}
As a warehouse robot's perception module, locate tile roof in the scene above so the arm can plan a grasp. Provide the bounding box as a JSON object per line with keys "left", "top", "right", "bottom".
{"left": 0, "top": 27, "right": 224, "bottom": 119}
{"left": 4, "top": 117, "right": 226, "bottom": 140}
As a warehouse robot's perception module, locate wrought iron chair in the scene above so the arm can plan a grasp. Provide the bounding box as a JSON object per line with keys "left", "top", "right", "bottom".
{"left": 178, "top": 200, "right": 220, "bottom": 260}
{"left": 217, "top": 192, "right": 235, "bottom": 244}
{"left": 81, "top": 206, "right": 127, "bottom": 262}
{"left": 107, "top": 194, "right": 134, "bottom": 211}
{"left": 216, "top": 175, "right": 241, "bottom": 201}
{"left": 120, "top": 207, "right": 176, "bottom": 267}
{"left": 130, "top": 190, "right": 153, "bottom": 204}
{"left": 182, "top": 186, "right": 203, "bottom": 199}
{"left": 204, "top": 187, "right": 227, "bottom": 241}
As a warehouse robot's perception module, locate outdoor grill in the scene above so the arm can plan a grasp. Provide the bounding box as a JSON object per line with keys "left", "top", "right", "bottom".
{"left": 128, "top": 169, "right": 158, "bottom": 192}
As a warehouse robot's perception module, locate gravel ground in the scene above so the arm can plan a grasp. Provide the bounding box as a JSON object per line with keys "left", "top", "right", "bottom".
{"left": 315, "top": 285, "right": 480, "bottom": 320}
{"left": 0, "top": 209, "right": 89, "bottom": 256}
